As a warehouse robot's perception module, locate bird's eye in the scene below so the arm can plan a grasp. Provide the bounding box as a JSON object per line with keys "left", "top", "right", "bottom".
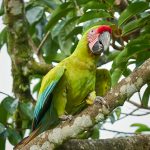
{"left": 99, "top": 40, "right": 102, "bottom": 45}
{"left": 91, "top": 30, "right": 94, "bottom": 33}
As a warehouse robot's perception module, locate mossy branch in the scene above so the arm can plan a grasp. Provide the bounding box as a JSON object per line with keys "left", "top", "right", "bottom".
{"left": 15, "top": 58, "right": 150, "bottom": 150}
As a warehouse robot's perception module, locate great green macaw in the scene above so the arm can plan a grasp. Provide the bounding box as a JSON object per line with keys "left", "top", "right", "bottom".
{"left": 16, "top": 25, "right": 112, "bottom": 148}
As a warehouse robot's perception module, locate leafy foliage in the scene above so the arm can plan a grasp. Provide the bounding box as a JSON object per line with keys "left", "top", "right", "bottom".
{"left": 0, "top": 0, "right": 150, "bottom": 148}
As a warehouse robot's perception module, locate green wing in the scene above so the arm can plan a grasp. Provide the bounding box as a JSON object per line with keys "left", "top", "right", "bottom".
{"left": 32, "top": 66, "right": 65, "bottom": 130}
{"left": 95, "top": 68, "right": 111, "bottom": 96}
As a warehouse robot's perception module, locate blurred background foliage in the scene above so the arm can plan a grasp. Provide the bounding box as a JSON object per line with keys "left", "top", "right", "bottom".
{"left": 0, "top": 0, "right": 150, "bottom": 149}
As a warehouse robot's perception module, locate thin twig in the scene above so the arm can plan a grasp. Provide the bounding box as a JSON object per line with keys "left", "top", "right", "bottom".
{"left": 28, "top": 35, "right": 38, "bottom": 53}
{"left": 101, "top": 128, "right": 136, "bottom": 135}
{"left": 138, "top": 91, "right": 142, "bottom": 102}
{"left": 36, "top": 30, "right": 51, "bottom": 55}
{"left": 117, "top": 108, "right": 139, "bottom": 121}
{"left": 0, "top": 91, "right": 14, "bottom": 98}
{"left": 128, "top": 100, "right": 150, "bottom": 110}
{"left": 121, "top": 112, "right": 150, "bottom": 116}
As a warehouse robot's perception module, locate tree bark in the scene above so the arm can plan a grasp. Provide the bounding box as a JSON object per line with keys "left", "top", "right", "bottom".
{"left": 58, "top": 134, "right": 150, "bottom": 150}
{"left": 15, "top": 58, "right": 150, "bottom": 150}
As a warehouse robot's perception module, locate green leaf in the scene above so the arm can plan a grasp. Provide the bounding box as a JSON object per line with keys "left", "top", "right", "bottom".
{"left": 66, "top": 26, "right": 83, "bottom": 40}
{"left": 46, "top": 2, "right": 73, "bottom": 31}
{"left": 125, "top": 35, "right": 150, "bottom": 57}
{"left": 114, "top": 107, "right": 121, "bottom": 119}
{"left": 51, "top": 20, "right": 67, "bottom": 39}
{"left": 122, "top": 15, "right": 150, "bottom": 36}
{"left": 0, "top": 27, "right": 7, "bottom": 49}
{"left": 111, "top": 68, "right": 122, "bottom": 87}
{"left": 58, "top": 25, "right": 73, "bottom": 55}
{"left": 42, "top": 34, "right": 59, "bottom": 63}
{"left": 1, "top": 97, "right": 18, "bottom": 115}
{"left": 35, "top": 0, "right": 58, "bottom": 10}
{"left": 0, "top": 0, "right": 4, "bottom": 16}
{"left": 131, "top": 123, "right": 150, "bottom": 133}
{"left": 123, "top": 68, "right": 132, "bottom": 77}
{"left": 0, "top": 123, "right": 6, "bottom": 136}
{"left": 0, "top": 103, "right": 8, "bottom": 150}
{"left": 7, "top": 128, "right": 22, "bottom": 145}
{"left": 78, "top": 10, "right": 112, "bottom": 23}
{"left": 76, "top": 0, "right": 90, "bottom": 5}
{"left": 32, "top": 78, "right": 42, "bottom": 94}
{"left": 91, "top": 126, "right": 99, "bottom": 139}
{"left": 53, "top": 53, "right": 67, "bottom": 62}
{"left": 26, "top": 6, "right": 44, "bottom": 25}
{"left": 19, "top": 102, "right": 34, "bottom": 120}
{"left": 83, "top": 1, "right": 107, "bottom": 11}
{"left": 142, "top": 85, "right": 150, "bottom": 107}
{"left": 109, "top": 113, "right": 115, "bottom": 124}
{"left": 136, "top": 51, "right": 150, "bottom": 67}
{"left": 108, "top": 51, "right": 120, "bottom": 61}
{"left": 118, "top": 2, "right": 149, "bottom": 26}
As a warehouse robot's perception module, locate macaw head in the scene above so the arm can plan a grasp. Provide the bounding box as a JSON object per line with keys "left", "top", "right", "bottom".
{"left": 87, "top": 25, "right": 112, "bottom": 55}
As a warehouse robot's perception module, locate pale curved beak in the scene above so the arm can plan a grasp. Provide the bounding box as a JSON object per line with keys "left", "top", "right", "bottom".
{"left": 99, "top": 31, "right": 111, "bottom": 51}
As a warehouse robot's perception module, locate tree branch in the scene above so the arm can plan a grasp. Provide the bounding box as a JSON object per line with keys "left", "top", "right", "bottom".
{"left": 59, "top": 134, "right": 150, "bottom": 150}
{"left": 128, "top": 100, "right": 150, "bottom": 110}
{"left": 15, "top": 57, "right": 150, "bottom": 150}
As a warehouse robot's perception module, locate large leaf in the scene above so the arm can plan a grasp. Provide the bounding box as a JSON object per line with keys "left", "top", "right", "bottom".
{"left": 91, "top": 125, "right": 100, "bottom": 139}
{"left": 42, "top": 34, "right": 59, "bottom": 63}
{"left": 51, "top": 20, "right": 67, "bottom": 39}
{"left": 66, "top": 26, "right": 83, "bottom": 40}
{"left": 7, "top": 128, "right": 22, "bottom": 146}
{"left": 76, "top": 0, "right": 91, "bottom": 5}
{"left": 113, "top": 34, "right": 150, "bottom": 69}
{"left": 46, "top": 2, "right": 73, "bottom": 31}
{"left": 0, "top": 0, "right": 4, "bottom": 16}
{"left": 32, "top": 78, "right": 42, "bottom": 94}
{"left": 111, "top": 68, "right": 122, "bottom": 87}
{"left": 0, "top": 123, "right": 6, "bottom": 136}
{"left": 1, "top": 97, "right": 18, "bottom": 115}
{"left": 19, "top": 102, "right": 34, "bottom": 120}
{"left": 35, "top": 0, "right": 58, "bottom": 10}
{"left": 83, "top": 1, "right": 107, "bottom": 11}
{"left": 58, "top": 24, "right": 73, "bottom": 55}
{"left": 53, "top": 52, "right": 68, "bottom": 62}
{"left": 136, "top": 51, "right": 150, "bottom": 67}
{"left": 114, "top": 107, "right": 121, "bottom": 120}
{"left": 142, "top": 85, "right": 150, "bottom": 107}
{"left": 78, "top": 10, "right": 112, "bottom": 23}
{"left": 0, "top": 27, "right": 7, "bottom": 49}
{"left": 131, "top": 123, "right": 150, "bottom": 133}
{"left": 118, "top": 2, "right": 149, "bottom": 26}
{"left": 26, "top": 6, "right": 44, "bottom": 25}
{"left": 0, "top": 103, "right": 8, "bottom": 150}
{"left": 122, "top": 15, "right": 150, "bottom": 36}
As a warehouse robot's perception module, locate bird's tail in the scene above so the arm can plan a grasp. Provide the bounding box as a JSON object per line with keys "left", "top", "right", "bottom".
{"left": 14, "top": 127, "right": 40, "bottom": 150}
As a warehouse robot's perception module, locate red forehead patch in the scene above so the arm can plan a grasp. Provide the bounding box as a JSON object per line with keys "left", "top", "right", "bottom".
{"left": 97, "top": 25, "right": 112, "bottom": 34}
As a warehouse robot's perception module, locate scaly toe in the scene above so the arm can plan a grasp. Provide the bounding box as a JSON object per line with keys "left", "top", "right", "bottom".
{"left": 59, "top": 115, "right": 73, "bottom": 121}
{"left": 94, "top": 96, "right": 109, "bottom": 109}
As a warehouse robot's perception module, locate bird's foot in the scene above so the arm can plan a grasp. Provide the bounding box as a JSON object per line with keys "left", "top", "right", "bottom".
{"left": 94, "top": 96, "right": 109, "bottom": 109}
{"left": 59, "top": 115, "right": 73, "bottom": 121}
{"left": 86, "top": 91, "right": 96, "bottom": 105}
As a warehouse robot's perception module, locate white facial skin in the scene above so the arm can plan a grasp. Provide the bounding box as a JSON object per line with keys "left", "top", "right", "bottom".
{"left": 88, "top": 29, "right": 111, "bottom": 55}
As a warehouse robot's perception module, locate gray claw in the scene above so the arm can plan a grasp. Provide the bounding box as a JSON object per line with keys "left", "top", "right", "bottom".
{"left": 95, "top": 96, "right": 109, "bottom": 109}
{"left": 59, "top": 115, "right": 73, "bottom": 121}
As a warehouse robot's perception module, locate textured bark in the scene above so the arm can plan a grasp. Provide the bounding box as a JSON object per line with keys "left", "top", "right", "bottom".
{"left": 4, "top": 0, "right": 52, "bottom": 137}
{"left": 58, "top": 134, "right": 150, "bottom": 150}
{"left": 15, "top": 58, "right": 150, "bottom": 150}
{"left": 4, "top": 0, "right": 52, "bottom": 103}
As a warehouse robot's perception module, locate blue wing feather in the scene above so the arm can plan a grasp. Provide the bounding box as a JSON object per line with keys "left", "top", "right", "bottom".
{"left": 32, "top": 66, "right": 65, "bottom": 129}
